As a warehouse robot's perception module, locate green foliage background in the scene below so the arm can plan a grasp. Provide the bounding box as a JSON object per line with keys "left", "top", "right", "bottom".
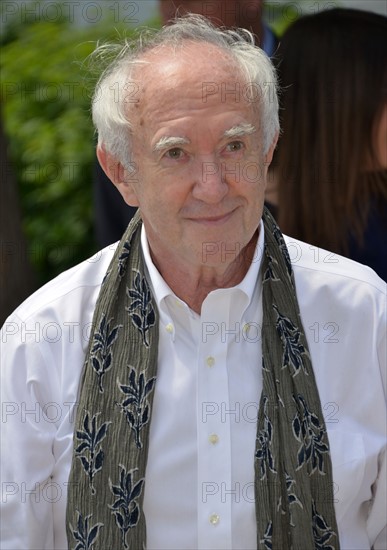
{"left": 1, "top": 8, "right": 146, "bottom": 284}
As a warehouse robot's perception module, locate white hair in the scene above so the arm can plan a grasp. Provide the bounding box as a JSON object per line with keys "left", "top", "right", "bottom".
{"left": 91, "top": 14, "right": 279, "bottom": 170}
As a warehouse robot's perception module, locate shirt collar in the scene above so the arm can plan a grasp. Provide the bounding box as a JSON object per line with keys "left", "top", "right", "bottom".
{"left": 233, "top": 221, "right": 264, "bottom": 304}
{"left": 140, "top": 221, "right": 265, "bottom": 312}
{"left": 140, "top": 225, "right": 176, "bottom": 309}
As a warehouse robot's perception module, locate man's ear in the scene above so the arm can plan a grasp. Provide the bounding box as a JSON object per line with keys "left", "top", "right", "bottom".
{"left": 96, "top": 145, "right": 139, "bottom": 207}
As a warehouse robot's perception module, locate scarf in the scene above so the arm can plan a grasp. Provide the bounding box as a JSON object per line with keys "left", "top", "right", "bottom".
{"left": 66, "top": 207, "right": 340, "bottom": 549}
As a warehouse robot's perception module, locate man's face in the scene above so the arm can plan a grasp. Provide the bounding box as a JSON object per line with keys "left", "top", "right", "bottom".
{"left": 115, "top": 43, "right": 275, "bottom": 271}
{"left": 159, "top": 0, "right": 263, "bottom": 30}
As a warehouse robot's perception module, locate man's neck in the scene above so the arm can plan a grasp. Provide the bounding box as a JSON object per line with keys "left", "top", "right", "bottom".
{"left": 149, "top": 232, "right": 259, "bottom": 314}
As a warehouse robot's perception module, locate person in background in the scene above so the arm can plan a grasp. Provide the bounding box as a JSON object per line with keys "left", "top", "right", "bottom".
{"left": 1, "top": 15, "right": 385, "bottom": 550}
{"left": 159, "top": 0, "right": 277, "bottom": 55}
{"left": 94, "top": 0, "right": 278, "bottom": 248}
{"left": 266, "top": 8, "right": 387, "bottom": 280}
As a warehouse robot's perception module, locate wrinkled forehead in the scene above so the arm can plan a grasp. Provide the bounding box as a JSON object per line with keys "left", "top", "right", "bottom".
{"left": 116, "top": 41, "right": 261, "bottom": 132}
{"left": 136, "top": 40, "right": 242, "bottom": 82}
{"left": 130, "top": 41, "right": 252, "bottom": 105}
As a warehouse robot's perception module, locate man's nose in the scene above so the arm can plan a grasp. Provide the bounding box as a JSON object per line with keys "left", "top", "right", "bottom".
{"left": 191, "top": 157, "right": 229, "bottom": 203}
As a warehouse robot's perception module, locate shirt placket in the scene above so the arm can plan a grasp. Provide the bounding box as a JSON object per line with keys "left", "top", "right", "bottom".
{"left": 196, "top": 297, "right": 233, "bottom": 549}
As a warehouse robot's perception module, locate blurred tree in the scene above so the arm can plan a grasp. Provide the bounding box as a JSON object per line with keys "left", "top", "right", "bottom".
{"left": 2, "top": 19, "right": 91, "bottom": 282}
{"left": 0, "top": 109, "right": 37, "bottom": 324}
{"left": 0, "top": 9, "right": 143, "bottom": 284}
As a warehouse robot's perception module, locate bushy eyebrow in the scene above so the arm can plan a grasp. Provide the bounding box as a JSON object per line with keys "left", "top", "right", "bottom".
{"left": 152, "top": 123, "right": 255, "bottom": 153}
{"left": 222, "top": 123, "right": 256, "bottom": 139}
{"left": 152, "top": 136, "right": 190, "bottom": 153}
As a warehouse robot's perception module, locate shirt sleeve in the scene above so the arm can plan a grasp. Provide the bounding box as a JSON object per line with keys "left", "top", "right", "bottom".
{"left": 1, "top": 314, "right": 57, "bottom": 549}
{"left": 368, "top": 326, "right": 387, "bottom": 549}
{"left": 369, "top": 449, "right": 387, "bottom": 550}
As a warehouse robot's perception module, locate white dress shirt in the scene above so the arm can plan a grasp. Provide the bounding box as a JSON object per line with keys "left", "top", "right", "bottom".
{"left": 1, "top": 225, "right": 386, "bottom": 550}
{"left": 141, "top": 226, "right": 264, "bottom": 549}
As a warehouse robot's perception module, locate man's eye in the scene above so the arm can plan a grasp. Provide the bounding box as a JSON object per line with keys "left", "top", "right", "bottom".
{"left": 226, "top": 141, "right": 244, "bottom": 152}
{"left": 165, "top": 148, "right": 184, "bottom": 159}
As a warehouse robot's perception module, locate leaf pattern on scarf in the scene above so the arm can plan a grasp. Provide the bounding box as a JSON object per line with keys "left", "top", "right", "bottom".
{"left": 273, "top": 305, "right": 309, "bottom": 376}
{"left": 69, "top": 510, "right": 103, "bottom": 550}
{"left": 263, "top": 245, "right": 280, "bottom": 282}
{"left": 292, "top": 394, "right": 330, "bottom": 473}
{"left": 255, "top": 396, "right": 277, "bottom": 479}
{"left": 285, "top": 471, "right": 303, "bottom": 526}
{"left": 101, "top": 269, "right": 111, "bottom": 287}
{"left": 262, "top": 356, "right": 270, "bottom": 372}
{"left": 116, "top": 367, "right": 156, "bottom": 449}
{"left": 260, "top": 521, "right": 273, "bottom": 549}
{"left": 90, "top": 315, "right": 122, "bottom": 392}
{"left": 126, "top": 270, "right": 156, "bottom": 348}
{"left": 312, "top": 500, "right": 337, "bottom": 549}
{"left": 276, "top": 469, "right": 304, "bottom": 523}
{"left": 109, "top": 465, "right": 145, "bottom": 549}
{"left": 75, "top": 411, "right": 111, "bottom": 494}
{"left": 118, "top": 242, "right": 131, "bottom": 277}
{"left": 272, "top": 225, "right": 292, "bottom": 279}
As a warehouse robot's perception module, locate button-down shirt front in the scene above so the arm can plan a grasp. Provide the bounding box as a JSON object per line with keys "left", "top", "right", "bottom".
{"left": 142, "top": 225, "right": 264, "bottom": 549}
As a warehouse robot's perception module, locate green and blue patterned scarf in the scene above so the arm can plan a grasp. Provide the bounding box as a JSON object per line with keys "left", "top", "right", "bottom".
{"left": 66, "top": 207, "right": 340, "bottom": 549}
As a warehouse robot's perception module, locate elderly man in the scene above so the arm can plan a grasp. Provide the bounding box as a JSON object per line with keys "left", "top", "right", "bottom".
{"left": 1, "top": 15, "right": 385, "bottom": 550}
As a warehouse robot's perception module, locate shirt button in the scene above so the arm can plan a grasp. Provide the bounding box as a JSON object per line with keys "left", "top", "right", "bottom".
{"left": 165, "top": 323, "right": 174, "bottom": 333}
{"left": 209, "top": 514, "right": 220, "bottom": 525}
{"left": 208, "top": 433, "right": 219, "bottom": 445}
{"left": 206, "top": 356, "right": 215, "bottom": 367}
